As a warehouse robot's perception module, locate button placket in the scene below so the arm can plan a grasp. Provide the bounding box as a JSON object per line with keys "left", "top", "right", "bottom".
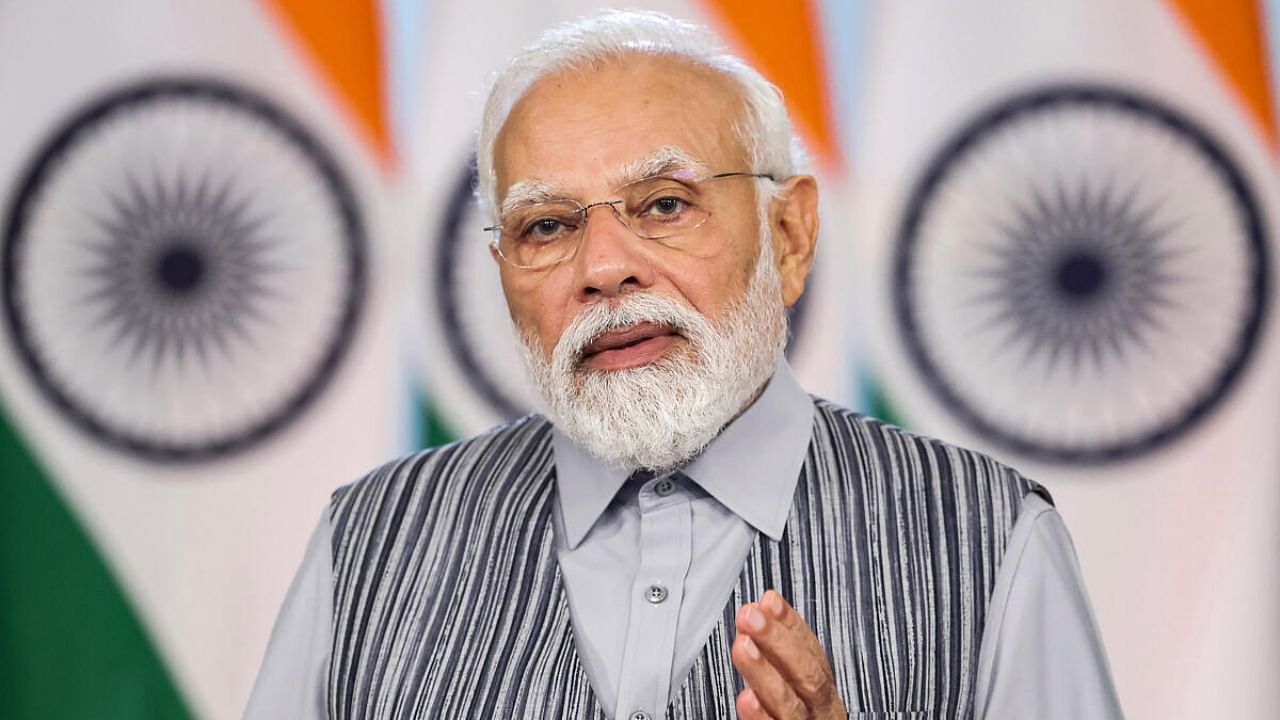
{"left": 613, "top": 482, "right": 693, "bottom": 719}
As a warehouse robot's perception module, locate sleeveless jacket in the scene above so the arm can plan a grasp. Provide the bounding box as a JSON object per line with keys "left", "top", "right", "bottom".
{"left": 326, "top": 399, "right": 1047, "bottom": 719}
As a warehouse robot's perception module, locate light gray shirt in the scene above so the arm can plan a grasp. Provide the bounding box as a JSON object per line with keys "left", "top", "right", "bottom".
{"left": 245, "top": 362, "right": 1123, "bottom": 719}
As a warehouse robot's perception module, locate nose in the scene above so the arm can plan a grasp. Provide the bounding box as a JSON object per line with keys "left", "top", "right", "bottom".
{"left": 573, "top": 202, "right": 654, "bottom": 301}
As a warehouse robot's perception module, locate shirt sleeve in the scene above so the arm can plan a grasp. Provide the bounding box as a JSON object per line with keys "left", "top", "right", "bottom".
{"left": 974, "top": 494, "right": 1124, "bottom": 720}
{"left": 243, "top": 509, "right": 334, "bottom": 720}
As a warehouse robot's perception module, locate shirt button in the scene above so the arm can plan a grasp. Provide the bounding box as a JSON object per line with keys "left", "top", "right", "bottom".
{"left": 645, "top": 584, "right": 668, "bottom": 604}
{"left": 653, "top": 478, "right": 676, "bottom": 496}
{"left": 629, "top": 712, "right": 652, "bottom": 720}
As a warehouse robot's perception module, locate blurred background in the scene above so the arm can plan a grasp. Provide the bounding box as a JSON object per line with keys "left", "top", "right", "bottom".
{"left": 1, "top": 1, "right": 1277, "bottom": 718}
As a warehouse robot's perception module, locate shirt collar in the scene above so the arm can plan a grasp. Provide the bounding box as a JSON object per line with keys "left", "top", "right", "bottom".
{"left": 552, "top": 429, "right": 634, "bottom": 550}
{"left": 553, "top": 359, "right": 814, "bottom": 549}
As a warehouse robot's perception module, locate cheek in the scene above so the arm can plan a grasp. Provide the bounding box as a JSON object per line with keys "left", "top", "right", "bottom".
{"left": 669, "top": 263, "right": 751, "bottom": 322}
{"left": 501, "top": 274, "right": 572, "bottom": 355}
{"left": 679, "top": 239, "right": 762, "bottom": 318}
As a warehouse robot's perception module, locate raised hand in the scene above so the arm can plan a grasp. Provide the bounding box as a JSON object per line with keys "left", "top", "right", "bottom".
{"left": 730, "top": 589, "right": 848, "bottom": 720}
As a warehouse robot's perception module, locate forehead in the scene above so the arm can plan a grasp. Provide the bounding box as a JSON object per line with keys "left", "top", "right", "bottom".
{"left": 493, "top": 54, "right": 749, "bottom": 200}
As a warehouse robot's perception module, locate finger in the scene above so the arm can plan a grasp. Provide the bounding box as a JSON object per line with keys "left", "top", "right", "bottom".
{"left": 737, "top": 591, "right": 844, "bottom": 715}
{"left": 756, "top": 590, "right": 843, "bottom": 713}
{"left": 731, "top": 631, "right": 807, "bottom": 720}
{"left": 735, "top": 687, "right": 776, "bottom": 720}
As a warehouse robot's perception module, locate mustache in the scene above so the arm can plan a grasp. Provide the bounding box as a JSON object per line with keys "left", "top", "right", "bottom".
{"left": 556, "top": 294, "right": 705, "bottom": 365}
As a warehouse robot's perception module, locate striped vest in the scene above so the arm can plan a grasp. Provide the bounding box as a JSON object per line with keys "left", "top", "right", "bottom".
{"left": 326, "top": 399, "right": 1045, "bottom": 719}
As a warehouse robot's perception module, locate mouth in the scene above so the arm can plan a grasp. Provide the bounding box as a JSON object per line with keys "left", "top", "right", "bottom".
{"left": 580, "top": 322, "right": 683, "bottom": 371}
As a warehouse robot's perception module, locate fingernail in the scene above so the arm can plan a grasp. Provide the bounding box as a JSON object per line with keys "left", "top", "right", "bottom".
{"left": 742, "top": 635, "right": 761, "bottom": 659}
{"left": 745, "top": 688, "right": 761, "bottom": 710}
{"left": 763, "top": 591, "right": 783, "bottom": 617}
{"left": 744, "top": 607, "right": 766, "bottom": 632}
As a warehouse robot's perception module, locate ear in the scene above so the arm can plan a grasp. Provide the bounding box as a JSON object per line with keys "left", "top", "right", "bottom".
{"left": 769, "top": 175, "right": 819, "bottom": 308}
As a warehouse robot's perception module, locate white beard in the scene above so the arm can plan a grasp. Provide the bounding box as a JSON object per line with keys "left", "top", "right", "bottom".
{"left": 519, "top": 242, "right": 788, "bottom": 470}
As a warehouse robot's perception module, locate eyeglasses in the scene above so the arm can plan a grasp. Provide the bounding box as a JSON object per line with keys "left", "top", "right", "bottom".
{"left": 485, "top": 171, "right": 774, "bottom": 270}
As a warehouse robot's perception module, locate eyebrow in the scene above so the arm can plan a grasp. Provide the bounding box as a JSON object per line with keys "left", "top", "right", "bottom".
{"left": 614, "top": 146, "right": 709, "bottom": 186}
{"left": 500, "top": 180, "right": 566, "bottom": 218}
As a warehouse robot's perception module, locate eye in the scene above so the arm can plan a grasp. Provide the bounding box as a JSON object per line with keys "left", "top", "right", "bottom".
{"left": 531, "top": 218, "right": 563, "bottom": 236}
{"left": 518, "top": 216, "right": 575, "bottom": 244}
{"left": 650, "top": 196, "right": 686, "bottom": 216}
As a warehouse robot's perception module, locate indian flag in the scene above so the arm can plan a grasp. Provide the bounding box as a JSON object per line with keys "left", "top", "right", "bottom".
{"left": 854, "top": 1, "right": 1280, "bottom": 717}
{"left": 0, "top": 0, "right": 400, "bottom": 717}
{"left": 401, "top": 0, "right": 860, "bottom": 443}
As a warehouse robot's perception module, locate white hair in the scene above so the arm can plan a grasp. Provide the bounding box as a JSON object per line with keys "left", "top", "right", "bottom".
{"left": 519, "top": 237, "right": 787, "bottom": 470}
{"left": 476, "top": 9, "right": 809, "bottom": 217}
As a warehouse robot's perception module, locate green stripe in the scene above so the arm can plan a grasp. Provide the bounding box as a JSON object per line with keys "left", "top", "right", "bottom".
{"left": 0, "top": 407, "right": 192, "bottom": 719}
{"left": 860, "top": 372, "right": 908, "bottom": 429}
{"left": 417, "top": 394, "right": 459, "bottom": 450}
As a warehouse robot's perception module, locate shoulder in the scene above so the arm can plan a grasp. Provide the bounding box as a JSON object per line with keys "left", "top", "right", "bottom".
{"left": 808, "top": 396, "right": 1052, "bottom": 509}
{"left": 327, "top": 414, "right": 555, "bottom": 536}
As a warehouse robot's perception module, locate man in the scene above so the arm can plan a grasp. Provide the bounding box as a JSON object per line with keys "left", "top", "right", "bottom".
{"left": 247, "top": 10, "right": 1122, "bottom": 720}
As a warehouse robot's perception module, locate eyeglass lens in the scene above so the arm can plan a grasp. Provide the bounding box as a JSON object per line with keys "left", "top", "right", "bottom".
{"left": 494, "top": 174, "right": 750, "bottom": 269}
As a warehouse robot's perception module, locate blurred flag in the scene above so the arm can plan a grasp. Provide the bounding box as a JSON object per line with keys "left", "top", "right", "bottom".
{"left": 0, "top": 1, "right": 398, "bottom": 717}
{"left": 405, "top": 0, "right": 858, "bottom": 442}
{"left": 854, "top": 1, "right": 1280, "bottom": 717}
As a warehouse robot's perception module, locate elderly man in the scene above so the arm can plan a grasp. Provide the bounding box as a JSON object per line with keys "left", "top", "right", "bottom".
{"left": 247, "top": 10, "right": 1122, "bottom": 720}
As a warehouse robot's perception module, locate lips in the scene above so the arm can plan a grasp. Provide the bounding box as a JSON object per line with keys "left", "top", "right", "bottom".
{"left": 582, "top": 322, "right": 676, "bottom": 355}
{"left": 580, "top": 322, "right": 682, "bottom": 370}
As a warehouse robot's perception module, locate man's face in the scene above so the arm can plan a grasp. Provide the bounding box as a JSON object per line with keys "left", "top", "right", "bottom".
{"left": 489, "top": 53, "right": 817, "bottom": 468}
{"left": 492, "top": 54, "right": 794, "bottom": 366}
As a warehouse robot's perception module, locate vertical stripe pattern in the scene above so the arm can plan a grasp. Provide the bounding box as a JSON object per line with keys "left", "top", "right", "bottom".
{"left": 328, "top": 400, "right": 1044, "bottom": 719}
